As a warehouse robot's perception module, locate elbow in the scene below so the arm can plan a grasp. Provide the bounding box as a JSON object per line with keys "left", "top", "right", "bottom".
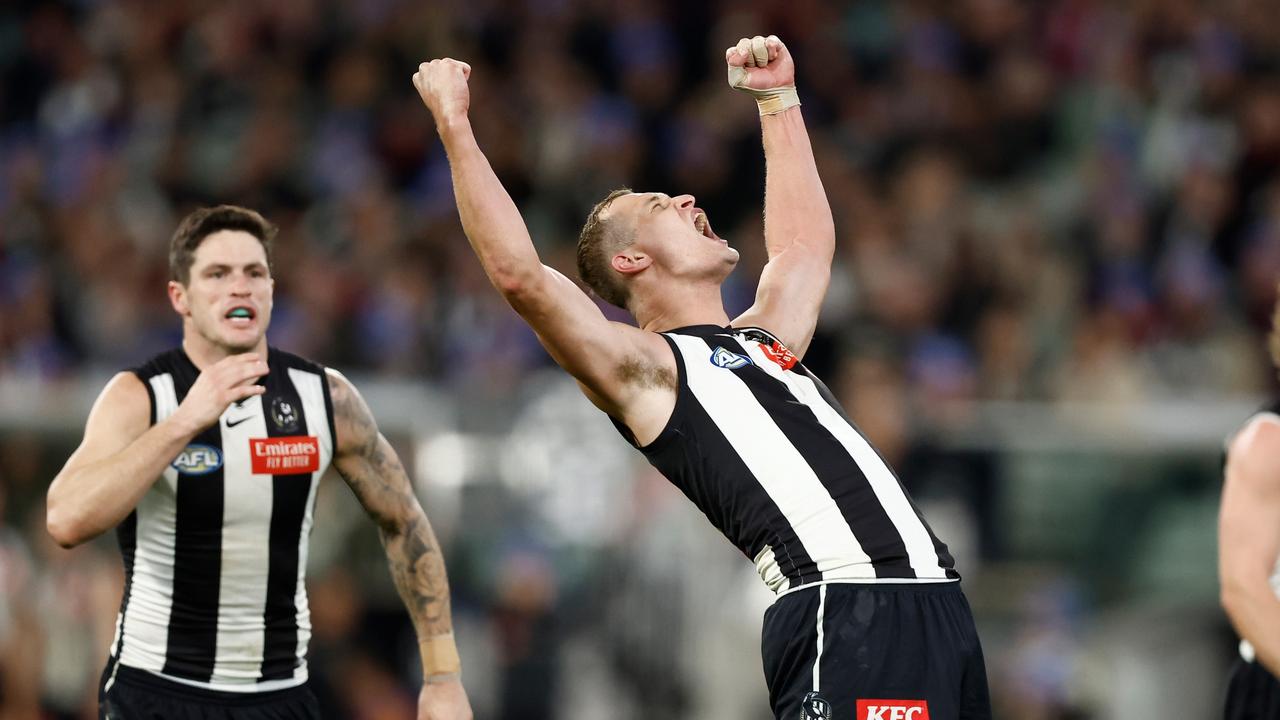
{"left": 494, "top": 272, "right": 527, "bottom": 297}
{"left": 46, "top": 507, "right": 86, "bottom": 549}
{"left": 493, "top": 267, "right": 543, "bottom": 301}
{"left": 45, "top": 493, "right": 94, "bottom": 549}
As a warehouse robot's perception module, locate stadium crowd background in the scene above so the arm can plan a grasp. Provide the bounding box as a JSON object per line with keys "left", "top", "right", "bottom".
{"left": 2, "top": 0, "right": 1280, "bottom": 718}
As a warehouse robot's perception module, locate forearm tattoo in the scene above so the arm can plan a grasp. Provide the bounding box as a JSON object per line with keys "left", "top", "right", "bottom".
{"left": 330, "top": 374, "right": 453, "bottom": 637}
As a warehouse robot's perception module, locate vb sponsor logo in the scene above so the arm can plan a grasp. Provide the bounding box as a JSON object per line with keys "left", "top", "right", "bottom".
{"left": 856, "top": 699, "right": 930, "bottom": 720}
{"left": 172, "top": 444, "right": 223, "bottom": 475}
{"left": 250, "top": 436, "right": 320, "bottom": 474}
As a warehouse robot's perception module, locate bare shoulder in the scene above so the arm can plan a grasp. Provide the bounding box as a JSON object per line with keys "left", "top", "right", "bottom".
{"left": 92, "top": 372, "right": 151, "bottom": 425}
{"left": 324, "top": 367, "right": 356, "bottom": 406}
{"left": 62, "top": 372, "right": 151, "bottom": 468}
{"left": 324, "top": 368, "right": 378, "bottom": 455}
{"left": 1227, "top": 413, "right": 1280, "bottom": 489}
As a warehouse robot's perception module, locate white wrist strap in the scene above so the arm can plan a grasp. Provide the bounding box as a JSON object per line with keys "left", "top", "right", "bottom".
{"left": 727, "top": 66, "right": 800, "bottom": 116}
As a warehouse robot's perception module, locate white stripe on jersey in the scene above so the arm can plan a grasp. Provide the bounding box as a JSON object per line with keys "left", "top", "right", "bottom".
{"left": 670, "top": 333, "right": 875, "bottom": 578}
{"left": 118, "top": 374, "right": 182, "bottom": 674}
{"left": 114, "top": 364, "right": 334, "bottom": 691}
{"left": 737, "top": 338, "right": 949, "bottom": 579}
{"left": 813, "top": 584, "right": 827, "bottom": 691}
{"left": 212, "top": 393, "right": 272, "bottom": 682}
{"left": 287, "top": 367, "right": 331, "bottom": 673}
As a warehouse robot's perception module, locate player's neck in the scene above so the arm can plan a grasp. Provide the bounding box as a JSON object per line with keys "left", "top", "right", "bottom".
{"left": 634, "top": 284, "right": 731, "bottom": 333}
{"left": 181, "top": 332, "right": 268, "bottom": 371}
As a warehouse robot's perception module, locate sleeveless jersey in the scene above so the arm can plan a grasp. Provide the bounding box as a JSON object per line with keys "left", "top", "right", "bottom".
{"left": 105, "top": 347, "right": 335, "bottom": 693}
{"left": 612, "top": 325, "right": 958, "bottom": 595}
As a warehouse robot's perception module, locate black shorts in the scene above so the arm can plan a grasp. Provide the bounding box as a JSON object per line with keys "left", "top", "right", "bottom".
{"left": 1225, "top": 656, "right": 1280, "bottom": 720}
{"left": 761, "top": 582, "right": 991, "bottom": 720}
{"left": 98, "top": 662, "right": 321, "bottom": 720}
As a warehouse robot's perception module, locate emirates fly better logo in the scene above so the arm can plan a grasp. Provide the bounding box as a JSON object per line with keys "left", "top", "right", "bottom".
{"left": 856, "top": 700, "right": 930, "bottom": 720}
{"left": 250, "top": 436, "right": 320, "bottom": 474}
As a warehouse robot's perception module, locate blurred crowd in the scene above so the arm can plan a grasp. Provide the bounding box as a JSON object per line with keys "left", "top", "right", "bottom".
{"left": 3, "top": 0, "right": 1280, "bottom": 717}
{"left": 5, "top": 0, "right": 1280, "bottom": 399}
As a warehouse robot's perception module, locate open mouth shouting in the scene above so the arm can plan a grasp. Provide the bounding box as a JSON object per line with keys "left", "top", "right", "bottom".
{"left": 693, "top": 209, "right": 727, "bottom": 245}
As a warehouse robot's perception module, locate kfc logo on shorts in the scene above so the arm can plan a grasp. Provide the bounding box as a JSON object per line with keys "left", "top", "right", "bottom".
{"left": 856, "top": 700, "right": 930, "bottom": 720}
{"left": 250, "top": 436, "right": 320, "bottom": 474}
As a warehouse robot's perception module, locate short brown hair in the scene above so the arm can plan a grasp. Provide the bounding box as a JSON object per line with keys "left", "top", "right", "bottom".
{"left": 576, "top": 188, "right": 634, "bottom": 308}
{"left": 170, "top": 205, "right": 277, "bottom": 285}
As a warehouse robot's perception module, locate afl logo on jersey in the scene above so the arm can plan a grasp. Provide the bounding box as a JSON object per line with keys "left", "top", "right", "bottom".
{"left": 271, "top": 396, "right": 299, "bottom": 432}
{"left": 710, "top": 346, "right": 753, "bottom": 370}
{"left": 172, "top": 444, "right": 223, "bottom": 475}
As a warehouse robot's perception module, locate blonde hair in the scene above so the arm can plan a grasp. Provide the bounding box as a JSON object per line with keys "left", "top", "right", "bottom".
{"left": 575, "top": 188, "right": 635, "bottom": 308}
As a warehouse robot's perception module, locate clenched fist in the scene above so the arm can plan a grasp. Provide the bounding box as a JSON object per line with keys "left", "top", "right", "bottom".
{"left": 413, "top": 59, "right": 472, "bottom": 126}
{"left": 725, "top": 35, "right": 799, "bottom": 115}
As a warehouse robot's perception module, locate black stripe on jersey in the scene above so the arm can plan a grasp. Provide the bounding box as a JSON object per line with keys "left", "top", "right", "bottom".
{"left": 162, "top": 419, "right": 225, "bottom": 681}
{"left": 640, "top": 334, "right": 816, "bottom": 587}
{"left": 111, "top": 510, "right": 138, "bottom": 663}
{"left": 682, "top": 394, "right": 816, "bottom": 587}
{"left": 258, "top": 352, "right": 313, "bottom": 681}
{"left": 800, "top": 365, "right": 958, "bottom": 578}
{"left": 703, "top": 334, "right": 917, "bottom": 579}
{"left": 139, "top": 375, "right": 157, "bottom": 425}
{"left": 320, "top": 368, "right": 336, "bottom": 457}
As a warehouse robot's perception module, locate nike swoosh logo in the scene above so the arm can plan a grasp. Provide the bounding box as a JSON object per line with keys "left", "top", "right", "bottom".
{"left": 225, "top": 416, "right": 253, "bottom": 428}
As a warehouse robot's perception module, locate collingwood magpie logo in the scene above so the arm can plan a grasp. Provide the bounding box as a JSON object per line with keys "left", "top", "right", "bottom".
{"left": 271, "top": 396, "right": 299, "bottom": 432}
{"left": 710, "top": 346, "right": 752, "bottom": 370}
{"left": 800, "top": 691, "right": 832, "bottom": 720}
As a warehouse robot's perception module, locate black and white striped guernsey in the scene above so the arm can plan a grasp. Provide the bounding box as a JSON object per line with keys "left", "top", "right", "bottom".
{"left": 106, "top": 347, "right": 335, "bottom": 693}
{"left": 613, "top": 325, "right": 958, "bottom": 594}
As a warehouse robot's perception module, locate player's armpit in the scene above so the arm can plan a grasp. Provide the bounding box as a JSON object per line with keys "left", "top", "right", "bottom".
{"left": 1220, "top": 416, "right": 1280, "bottom": 677}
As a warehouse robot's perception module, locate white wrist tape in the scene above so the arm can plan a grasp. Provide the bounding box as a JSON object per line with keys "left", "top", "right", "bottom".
{"left": 421, "top": 632, "right": 462, "bottom": 676}
{"left": 727, "top": 66, "right": 800, "bottom": 116}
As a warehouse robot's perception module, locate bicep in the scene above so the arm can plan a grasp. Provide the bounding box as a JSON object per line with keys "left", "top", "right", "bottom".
{"left": 57, "top": 373, "right": 151, "bottom": 476}
{"left": 334, "top": 433, "right": 420, "bottom": 529}
{"left": 735, "top": 246, "right": 830, "bottom": 357}
{"left": 509, "top": 266, "right": 648, "bottom": 407}
{"left": 327, "top": 370, "right": 420, "bottom": 529}
{"left": 1220, "top": 428, "right": 1280, "bottom": 586}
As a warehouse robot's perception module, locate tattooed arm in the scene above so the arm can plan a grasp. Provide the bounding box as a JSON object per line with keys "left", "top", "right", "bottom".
{"left": 327, "top": 369, "right": 472, "bottom": 720}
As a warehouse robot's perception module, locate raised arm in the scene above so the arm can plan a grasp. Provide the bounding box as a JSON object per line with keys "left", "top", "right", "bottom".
{"left": 411, "top": 59, "right": 665, "bottom": 420}
{"left": 728, "top": 36, "right": 835, "bottom": 358}
{"left": 1220, "top": 415, "right": 1280, "bottom": 678}
{"left": 47, "top": 355, "right": 267, "bottom": 547}
{"left": 327, "top": 369, "right": 471, "bottom": 720}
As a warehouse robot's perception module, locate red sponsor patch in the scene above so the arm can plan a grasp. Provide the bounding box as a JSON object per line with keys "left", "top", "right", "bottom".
{"left": 759, "top": 340, "right": 798, "bottom": 370}
{"left": 250, "top": 436, "right": 320, "bottom": 474}
{"left": 856, "top": 700, "right": 930, "bottom": 720}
